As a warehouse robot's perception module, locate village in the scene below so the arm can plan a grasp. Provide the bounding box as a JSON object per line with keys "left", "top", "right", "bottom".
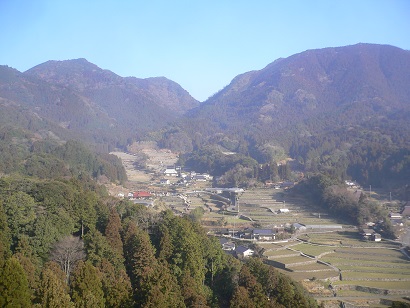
{"left": 110, "top": 147, "right": 410, "bottom": 306}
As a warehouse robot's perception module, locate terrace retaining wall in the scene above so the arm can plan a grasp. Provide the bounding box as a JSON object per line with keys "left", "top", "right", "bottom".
{"left": 335, "top": 284, "right": 410, "bottom": 295}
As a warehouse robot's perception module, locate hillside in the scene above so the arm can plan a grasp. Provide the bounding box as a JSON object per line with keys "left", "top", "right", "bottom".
{"left": 0, "top": 59, "right": 199, "bottom": 150}
{"left": 161, "top": 44, "right": 410, "bottom": 187}
{"left": 178, "top": 44, "right": 409, "bottom": 144}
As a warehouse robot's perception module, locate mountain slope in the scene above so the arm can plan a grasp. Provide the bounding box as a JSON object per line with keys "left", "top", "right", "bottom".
{"left": 25, "top": 59, "right": 199, "bottom": 115}
{"left": 160, "top": 44, "right": 410, "bottom": 187}
{"left": 173, "top": 44, "right": 410, "bottom": 149}
{"left": 191, "top": 43, "right": 409, "bottom": 130}
{"left": 0, "top": 59, "right": 199, "bottom": 149}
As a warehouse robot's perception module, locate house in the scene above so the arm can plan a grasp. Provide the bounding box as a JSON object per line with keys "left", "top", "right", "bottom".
{"left": 372, "top": 233, "right": 382, "bottom": 242}
{"left": 195, "top": 174, "right": 208, "bottom": 181}
{"left": 219, "top": 238, "right": 236, "bottom": 251}
{"left": 133, "top": 191, "right": 152, "bottom": 199}
{"left": 235, "top": 246, "right": 254, "bottom": 258}
{"left": 278, "top": 208, "right": 289, "bottom": 213}
{"left": 292, "top": 223, "right": 307, "bottom": 232}
{"left": 389, "top": 212, "right": 402, "bottom": 219}
{"left": 361, "top": 228, "right": 375, "bottom": 239}
{"left": 164, "top": 167, "right": 178, "bottom": 177}
{"left": 194, "top": 173, "right": 212, "bottom": 181}
{"left": 251, "top": 229, "right": 276, "bottom": 241}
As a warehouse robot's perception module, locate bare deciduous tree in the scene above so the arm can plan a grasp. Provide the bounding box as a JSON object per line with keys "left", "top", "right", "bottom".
{"left": 50, "top": 235, "right": 85, "bottom": 283}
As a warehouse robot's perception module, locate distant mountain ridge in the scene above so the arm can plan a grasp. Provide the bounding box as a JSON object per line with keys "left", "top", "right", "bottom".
{"left": 0, "top": 59, "right": 199, "bottom": 149}
{"left": 1, "top": 43, "right": 409, "bottom": 158}
{"left": 26, "top": 59, "right": 198, "bottom": 115}
{"left": 176, "top": 43, "right": 410, "bottom": 149}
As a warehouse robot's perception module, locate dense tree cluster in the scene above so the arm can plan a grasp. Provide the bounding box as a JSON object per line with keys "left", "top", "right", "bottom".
{"left": 0, "top": 127, "right": 127, "bottom": 183}
{"left": 181, "top": 146, "right": 292, "bottom": 188}
{"left": 290, "top": 124, "right": 410, "bottom": 189}
{"left": 0, "top": 174, "right": 317, "bottom": 307}
{"left": 293, "top": 174, "right": 396, "bottom": 238}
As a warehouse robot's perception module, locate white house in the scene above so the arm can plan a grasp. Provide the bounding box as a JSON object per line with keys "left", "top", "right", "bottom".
{"left": 235, "top": 246, "right": 254, "bottom": 258}
{"left": 219, "top": 238, "right": 236, "bottom": 251}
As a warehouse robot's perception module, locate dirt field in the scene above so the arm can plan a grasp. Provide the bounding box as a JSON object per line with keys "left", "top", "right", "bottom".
{"left": 108, "top": 142, "right": 179, "bottom": 196}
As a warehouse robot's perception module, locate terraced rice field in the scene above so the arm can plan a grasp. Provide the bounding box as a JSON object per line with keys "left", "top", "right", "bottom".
{"left": 291, "top": 243, "right": 336, "bottom": 256}
{"left": 156, "top": 185, "right": 410, "bottom": 306}
{"left": 321, "top": 247, "right": 410, "bottom": 281}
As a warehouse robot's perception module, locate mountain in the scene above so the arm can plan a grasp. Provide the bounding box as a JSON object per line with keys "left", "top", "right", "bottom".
{"left": 0, "top": 59, "right": 199, "bottom": 150}
{"left": 162, "top": 44, "right": 410, "bottom": 187}
{"left": 25, "top": 59, "right": 198, "bottom": 115}
{"left": 181, "top": 43, "right": 410, "bottom": 144}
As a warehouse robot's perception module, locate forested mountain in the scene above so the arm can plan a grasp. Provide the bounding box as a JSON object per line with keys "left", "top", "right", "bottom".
{"left": 0, "top": 59, "right": 199, "bottom": 150}
{"left": 162, "top": 44, "right": 410, "bottom": 189}
{"left": 182, "top": 43, "right": 410, "bottom": 141}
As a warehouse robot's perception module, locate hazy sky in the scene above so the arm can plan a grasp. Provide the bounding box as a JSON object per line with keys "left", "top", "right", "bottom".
{"left": 1, "top": 1, "right": 409, "bottom": 101}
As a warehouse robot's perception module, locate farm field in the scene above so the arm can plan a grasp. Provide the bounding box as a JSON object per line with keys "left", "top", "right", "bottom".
{"left": 114, "top": 148, "right": 410, "bottom": 307}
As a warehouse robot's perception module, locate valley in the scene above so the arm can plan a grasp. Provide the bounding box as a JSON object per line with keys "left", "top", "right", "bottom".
{"left": 112, "top": 145, "right": 410, "bottom": 307}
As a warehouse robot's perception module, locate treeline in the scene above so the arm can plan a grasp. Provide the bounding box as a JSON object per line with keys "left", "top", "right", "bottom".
{"left": 0, "top": 175, "right": 317, "bottom": 307}
{"left": 289, "top": 124, "right": 410, "bottom": 188}
{"left": 181, "top": 146, "right": 291, "bottom": 187}
{"left": 293, "top": 174, "right": 395, "bottom": 238}
{"left": 157, "top": 99, "right": 409, "bottom": 192}
{"left": 0, "top": 127, "right": 126, "bottom": 183}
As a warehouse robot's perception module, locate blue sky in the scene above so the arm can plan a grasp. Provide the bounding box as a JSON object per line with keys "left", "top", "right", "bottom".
{"left": 1, "top": 1, "right": 409, "bottom": 101}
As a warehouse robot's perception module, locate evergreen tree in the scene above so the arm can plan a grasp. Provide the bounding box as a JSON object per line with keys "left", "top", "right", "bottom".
{"left": 0, "top": 201, "right": 11, "bottom": 267}
{"left": 0, "top": 257, "right": 32, "bottom": 307}
{"left": 230, "top": 286, "right": 255, "bottom": 308}
{"left": 14, "top": 235, "right": 39, "bottom": 292}
{"left": 238, "top": 265, "right": 269, "bottom": 307}
{"left": 123, "top": 222, "right": 157, "bottom": 305}
{"left": 70, "top": 261, "right": 105, "bottom": 308}
{"left": 104, "top": 208, "right": 124, "bottom": 258}
{"left": 3, "top": 191, "right": 36, "bottom": 246}
{"left": 99, "top": 258, "right": 133, "bottom": 308}
{"left": 123, "top": 221, "right": 184, "bottom": 307}
{"left": 84, "top": 229, "right": 123, "bottom": 270}
{"left": 37, "top": 266, "right": 74, "bottom": 308}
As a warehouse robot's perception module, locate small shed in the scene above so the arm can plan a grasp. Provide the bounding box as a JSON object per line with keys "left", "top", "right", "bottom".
{"left": 372, "top": 233, "right": 382, "bottom": 242}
